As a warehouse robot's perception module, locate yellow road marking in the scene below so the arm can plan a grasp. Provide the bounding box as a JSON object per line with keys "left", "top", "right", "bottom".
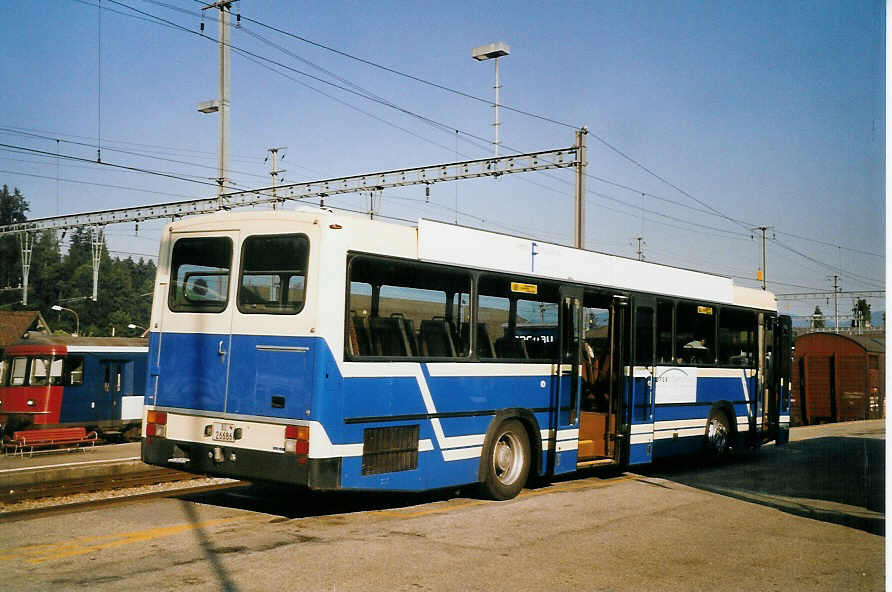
{"left": 0, "top": 516, "right": 244, "bottom": 565}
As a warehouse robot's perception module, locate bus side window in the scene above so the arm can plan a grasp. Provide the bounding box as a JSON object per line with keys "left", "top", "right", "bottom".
{"left": 346, "top": 256, "right": 471, "bottom": 359}
{"left": 477, "top": 274, "right": 559, "bottom": 362}
{"left": 676, "top": 302, "right": 716, "bottom": 365}
{"left": 719, "top": 308, "right": 756, "bottom": 367}
{"left": 657, "top": 300, "right": 674, "bottom": 364}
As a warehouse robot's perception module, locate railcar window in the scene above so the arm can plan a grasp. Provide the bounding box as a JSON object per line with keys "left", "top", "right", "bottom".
{"left": 675, "top": 302, "right": 716, "bottom": 365}
{"left": 347, "top": 257, "right": 471, "bottom": 359}
{"left": 10, "top": 357, "right": 27, "bottom": 386}
{"left": 65, "top": 357, "right": 84, "bottom": 386}
{"left": 657, "top": 300, "right": 674, "bottom": 363}
{"left": 238, "top": 233, "right": 309, "bottom": 314}
{"left": 168, "top": 236, "right": 232, "bottom": 313}
{"left": 0, "top": 358, "right": 8, "bottom": 386}
{"left": 50, "top": 358, "right": 63, "bottom": 385}
{"left": 719, "top": 309, "right": 756, "bottom": 367}
{"left": 30, "top": 356, "right": 52, "bottom": 386}
{"left": 477, "top": 275, "right": 559, "bottom": 361}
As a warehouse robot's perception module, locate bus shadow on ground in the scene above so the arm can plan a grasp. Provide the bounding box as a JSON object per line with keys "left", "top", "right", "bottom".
{"left": 639, "top": 436, "right": 885, "bottom": 536}
{"left": 175, "top": 482, "right": 470, "bottom": 520}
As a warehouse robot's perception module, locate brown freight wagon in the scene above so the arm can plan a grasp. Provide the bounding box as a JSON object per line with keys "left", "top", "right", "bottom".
{"left": 791, "top": 332, "right": 884, "bottom": 425}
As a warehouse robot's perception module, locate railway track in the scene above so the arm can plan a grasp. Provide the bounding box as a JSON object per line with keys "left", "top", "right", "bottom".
{"left": 2, "top": 468, "right": 204, "bottom": 504}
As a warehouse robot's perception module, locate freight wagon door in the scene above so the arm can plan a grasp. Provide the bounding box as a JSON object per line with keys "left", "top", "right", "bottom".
{"left": 153, "top": 232, "right": 238, "bottom": 413}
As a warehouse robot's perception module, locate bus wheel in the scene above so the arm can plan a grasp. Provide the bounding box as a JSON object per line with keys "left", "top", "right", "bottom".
{"left": 704, "top": 408, "right": 731, "bottom": 458}
{"left": 481, "top": 419, "right": 530, "bottom": 500}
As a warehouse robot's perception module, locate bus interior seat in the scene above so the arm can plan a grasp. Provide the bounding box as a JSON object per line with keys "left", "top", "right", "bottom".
{"left": 370, "top": 317, "right": 411, "bottom": 356}
{"left": 350, "top": 313, "right": 372, "bottom": 356}
{"left": 461, "top": 323, "right": 496, "bottom": 358}
{"left": 391, "top": 313, "right": 418, "bottom": 356}
{"left": 494, "top": 336, "right": 528, "bottom": 359}
{"left": 419, "top": 320, "right": 456, "bottom": 357}
{"left": 524, "top": 338, "right": 546, "bottom": 360}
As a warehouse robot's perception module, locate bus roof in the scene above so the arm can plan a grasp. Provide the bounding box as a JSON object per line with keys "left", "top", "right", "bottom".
{"left": 161, "top": 208, "right": 777, "bottom": 311}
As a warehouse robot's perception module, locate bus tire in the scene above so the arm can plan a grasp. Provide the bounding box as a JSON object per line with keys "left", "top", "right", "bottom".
{"left": 480, "top": 419, "right": 530, "bottom": 500}
{"left": 704, "top": 407, "right": 732, "bottom": 459}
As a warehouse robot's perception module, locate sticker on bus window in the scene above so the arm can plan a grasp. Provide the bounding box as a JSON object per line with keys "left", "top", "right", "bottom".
{"left": 697, "top": 306, "right": 713, "bottom": 315}
{"left": 510, "top": 282, "right": 538, "bottom": 295}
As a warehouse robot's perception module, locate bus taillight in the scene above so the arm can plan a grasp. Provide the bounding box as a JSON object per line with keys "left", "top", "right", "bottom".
{"left": 146, "top": 410, "right": 168, "bottom": 437}
{"left": 284, "top": 425, "right": 309, "bottom": 463}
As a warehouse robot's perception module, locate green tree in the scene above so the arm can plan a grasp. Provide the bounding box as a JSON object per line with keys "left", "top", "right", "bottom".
{"left": 811, "top": 305, "right": 825, "bottom": 329}
{"left": 0, "top": 185, "right": 30, "bottom": 289}
{"left": 852, "top": 298, "right": 871, "bottom": 328}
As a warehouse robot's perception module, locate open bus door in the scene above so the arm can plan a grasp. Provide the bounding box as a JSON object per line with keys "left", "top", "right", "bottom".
{"left": 550, "top": 285, "right": 583, "bottom": 474}
{"left": 627, "top": 296, "right": 656, "bottom": 465}
{"left": 762, "top": 315, "right": 792, "bottom": 445}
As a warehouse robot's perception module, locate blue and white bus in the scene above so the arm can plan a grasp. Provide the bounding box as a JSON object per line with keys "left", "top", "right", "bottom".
{"left": 141, "top": 209, "right": 791, "bottom": 499}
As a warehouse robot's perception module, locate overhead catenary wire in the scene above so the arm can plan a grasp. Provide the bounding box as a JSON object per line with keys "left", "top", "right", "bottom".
{"left": 0, "top": 127, "right": 273, "bottom": 182}
{"left": 80, "top": 0, "right": 884, "bottom": 272}
{"left": 15, "top": 0, "right": 881, "bottom": 296}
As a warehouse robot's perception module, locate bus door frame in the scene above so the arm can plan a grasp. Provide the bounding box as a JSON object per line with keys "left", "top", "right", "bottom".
{"left": 628, "top": 295, "right": 656, "bottom": 465}
{"left": 550, "top": 285, "right": 583, "bottom": 473}
{"left": 154, "top": 230, "right": 239, "bottom": 413}
{"left": 611, "top": 295, "right": 631, "bottom": 465}
{"left": 762, "top": 314, "right": 792, "bottom": 445}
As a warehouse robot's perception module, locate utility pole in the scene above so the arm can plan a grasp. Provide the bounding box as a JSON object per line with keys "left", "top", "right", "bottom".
{"left": 19, "top": 232, "right": 33, "bottom": 306}
{"left": 198, "top": 1, "right": 236, "bottom": 207}
{"left": 751, "top": 225, "right": 774, "bottom": 290}
{"left": 832, "top": 274, "right": 840, "bottom": 333}
{"left": 574, "top": 126, "right": 588, "bottom": 249}
{"left": 266, "top": 146, "right": 286, "bottom": 209}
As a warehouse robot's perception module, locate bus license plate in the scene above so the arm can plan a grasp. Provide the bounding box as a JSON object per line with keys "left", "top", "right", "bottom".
{"left": 212, "top": 422, "right": 235, "bottom": 442}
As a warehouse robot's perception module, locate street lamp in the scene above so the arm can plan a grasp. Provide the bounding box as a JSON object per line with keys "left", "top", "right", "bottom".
{"left": 51, "top": 305, "right": 79, "bottom": 337}
{"left": 472, "top": 42, "right": 510, "bottom": 157}
{"left": 127, "top": 323, "right": 148, "bottom": 337}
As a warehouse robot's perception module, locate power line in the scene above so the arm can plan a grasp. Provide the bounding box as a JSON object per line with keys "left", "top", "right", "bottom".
{"left": 57, "top": 0, "right": 888, "bottom": 284}
{"left": 0, "top": 168, "right": 200, "bottom": 200}
{"left": 0, "top": 142, "right": 233, "bottom": 190}
{"left": 0, "top": 127, "right": 272, "bottom": 182}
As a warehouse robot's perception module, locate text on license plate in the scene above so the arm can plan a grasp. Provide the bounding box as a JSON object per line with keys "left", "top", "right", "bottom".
{"left": 212, "top": 422, "right": 235, "bottom": 442}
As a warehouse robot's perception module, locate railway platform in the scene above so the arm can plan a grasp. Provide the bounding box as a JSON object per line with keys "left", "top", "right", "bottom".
{"left": 0, "top": 442, "right": 145, "bottom": 489}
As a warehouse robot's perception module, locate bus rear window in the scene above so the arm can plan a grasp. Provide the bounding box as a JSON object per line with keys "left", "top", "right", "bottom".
{"left": 238, "top": 234, "right": 309, "bottom": 315}
{"left": 168, "top": 236, "right": 233, "bottom": 313}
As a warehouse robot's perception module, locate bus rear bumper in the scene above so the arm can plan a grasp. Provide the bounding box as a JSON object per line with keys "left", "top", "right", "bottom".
{"left": 141, "top": 437, "right": 341, "bottom": 489}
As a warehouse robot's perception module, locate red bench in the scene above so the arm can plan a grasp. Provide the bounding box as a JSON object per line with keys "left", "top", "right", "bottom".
{"left": 4, "top": 427, "right": 98, "bottom": 457}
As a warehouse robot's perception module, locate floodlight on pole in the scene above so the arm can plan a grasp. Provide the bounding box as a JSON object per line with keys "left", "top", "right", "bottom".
{"left": 51, "top": 304, "right": 79, "bottom": 336}
{"left": 472, "top": 42, "right": 510, "bottom": 157}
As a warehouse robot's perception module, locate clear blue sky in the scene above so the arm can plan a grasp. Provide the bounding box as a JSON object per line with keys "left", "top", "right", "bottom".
{"left": 0, "top": 0, "right": 884, "bottom": 323}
